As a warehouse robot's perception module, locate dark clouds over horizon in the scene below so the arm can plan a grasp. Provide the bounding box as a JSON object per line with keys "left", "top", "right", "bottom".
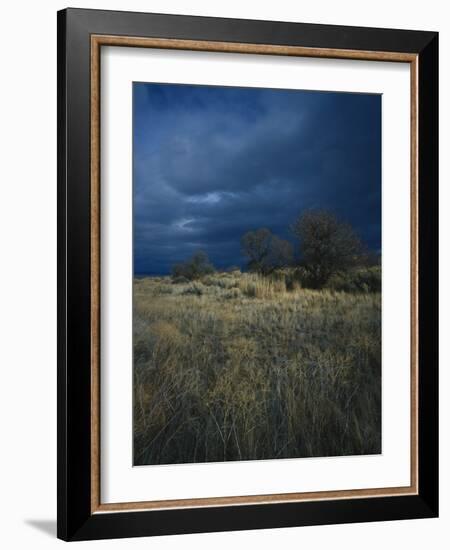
{"left": 133, "top": 82, "right": 381, "bottom": 275}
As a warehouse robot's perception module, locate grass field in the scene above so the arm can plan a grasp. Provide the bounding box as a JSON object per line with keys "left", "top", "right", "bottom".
{"left": 133, "top": 271, "right": 381, "bottom": 465}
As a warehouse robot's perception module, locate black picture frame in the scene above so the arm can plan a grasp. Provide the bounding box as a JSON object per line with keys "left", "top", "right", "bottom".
{"left": 57, "top": 7, "right": 438, "bottom": 541}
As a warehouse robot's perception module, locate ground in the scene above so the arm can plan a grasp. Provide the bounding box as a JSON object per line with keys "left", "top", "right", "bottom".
{"left": 133, "top": 271, "right": 381, "bottom": 465}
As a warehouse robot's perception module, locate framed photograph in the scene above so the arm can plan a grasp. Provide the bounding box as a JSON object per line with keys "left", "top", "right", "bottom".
{"left": 57, "top": 8, "right": 438, "bottom": 541}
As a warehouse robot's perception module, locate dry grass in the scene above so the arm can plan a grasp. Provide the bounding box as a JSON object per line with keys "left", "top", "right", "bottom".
{"left": 133, "top": 271, "right": 381, "bottom": 465}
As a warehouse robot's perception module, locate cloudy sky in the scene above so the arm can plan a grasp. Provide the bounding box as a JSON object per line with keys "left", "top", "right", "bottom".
{"left": 133, "top": 82, "right": 381, "bottom": 275}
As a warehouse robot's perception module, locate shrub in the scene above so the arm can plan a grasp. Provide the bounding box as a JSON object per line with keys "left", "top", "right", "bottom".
{"left": 171, "top": 276, "right": 189, "bottom": 285}
{"left": 274, "top": 269, "right": 303, "bottom": 292}
{"left": 294, "top": 266, "right": 319, "bottom": 289}
{"left": 171, "top": 251, "right": 215, "bottom": 281}
{"left": 201, "top": 276, "right": 215, "bottom": 286}
{"left": 158, "top": 285, "right": 174, "bottom": 295}
{"left": 326, "top": 267, "right": 381, "bottom": 293}
{"left": 356, "top": 266, "right": 382, "bottom": 292}
{"left": 215, "top": 278, "right": 238, "bottom": 290}
{"left": 223, "top": 287, "right": 242, "bottom": 300}
{"left": 181, "top": 283, "right": 204, "bottom": 296}
{"left": 239, "top": 273, "right": 286, "bottom": 299}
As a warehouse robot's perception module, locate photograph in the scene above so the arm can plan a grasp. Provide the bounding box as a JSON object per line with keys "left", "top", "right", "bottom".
{"left": 54, "top": 6, "right": 438, "bottom": 542}
{"left": 132, "top": 82, "right": 382, "bottom": 466}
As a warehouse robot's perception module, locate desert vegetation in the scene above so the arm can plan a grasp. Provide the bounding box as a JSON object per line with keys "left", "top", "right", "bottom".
{"left": 133, "top": 265, "right": 381, "bottom": 465}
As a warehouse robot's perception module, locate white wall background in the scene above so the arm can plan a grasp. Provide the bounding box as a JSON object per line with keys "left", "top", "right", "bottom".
{"left": 0, "top": 1, "right": 447, "bottom": 548}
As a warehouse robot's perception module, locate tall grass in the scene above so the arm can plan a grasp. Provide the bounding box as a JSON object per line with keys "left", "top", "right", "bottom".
{"left": 133, "top": 271, "right": 381, "bottom": 465}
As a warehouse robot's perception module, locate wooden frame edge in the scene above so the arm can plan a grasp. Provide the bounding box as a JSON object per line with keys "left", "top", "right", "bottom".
{"left": 91, "top": 34, "right": 418, "bottom": 62}
{"left": 91, "top": 34, "right": 101, "bottom": 513}
{"left": 410, "top": 55, "right": 419, "bottom": 495}
{"left": 89, "top": 34, "right": 419, "bottom": 514}
{"left": 94, "top": 488, "right": 418, "bottom": 515}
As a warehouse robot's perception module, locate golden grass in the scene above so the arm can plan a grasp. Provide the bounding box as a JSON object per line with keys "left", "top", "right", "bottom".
{"left": 133, "top": 271, "right": 381, "bottom": 465}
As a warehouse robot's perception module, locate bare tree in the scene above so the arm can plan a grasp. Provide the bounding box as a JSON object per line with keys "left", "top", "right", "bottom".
{"left": 241, "top": 228, "right": 293, "bottom": 274}
{"left": 291, "top": 210, "right": 363, "bottom": 287}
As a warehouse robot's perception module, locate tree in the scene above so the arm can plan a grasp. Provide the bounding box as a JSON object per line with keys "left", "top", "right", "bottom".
{"left": 241, "top": 228, "right": 293, "bottom": 275}
{"left": 171, "top": 250, "right": 215, "bottom": 280}
{"left": 290, "top": 210, "right": 363, "bottom": 288}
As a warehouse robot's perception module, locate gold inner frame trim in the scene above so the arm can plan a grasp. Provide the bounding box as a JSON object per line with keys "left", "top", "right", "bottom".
{"left": 90, "top": 34, "right": 419, "bottom": 514}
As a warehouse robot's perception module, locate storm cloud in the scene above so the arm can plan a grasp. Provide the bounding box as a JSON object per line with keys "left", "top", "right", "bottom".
{"left": 133, "top": 83, "right": 381, "bottom": 275}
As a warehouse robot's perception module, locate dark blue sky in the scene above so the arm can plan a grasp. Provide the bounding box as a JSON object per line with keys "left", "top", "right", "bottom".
{"left": 133, "top": 82, "right": 381, "bottom": 275}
